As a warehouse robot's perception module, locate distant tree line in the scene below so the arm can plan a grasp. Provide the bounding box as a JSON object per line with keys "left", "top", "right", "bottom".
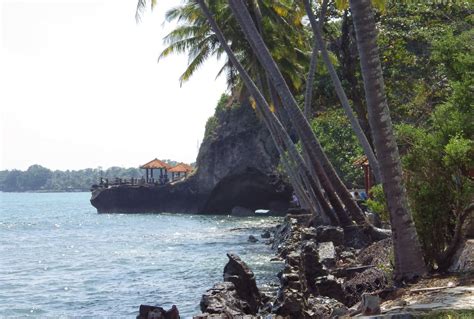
{"left": 0, "top": 163, "right": 175, "bottom": 192}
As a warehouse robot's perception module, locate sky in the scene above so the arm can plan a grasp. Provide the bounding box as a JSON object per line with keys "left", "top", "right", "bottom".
{"left": 0, "top": 0, "right": 228, "bottom": 171}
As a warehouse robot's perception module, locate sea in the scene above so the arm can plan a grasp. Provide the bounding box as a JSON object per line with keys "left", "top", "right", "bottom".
{"left": 0, "top": 192, "right": 283, "bottom": 318}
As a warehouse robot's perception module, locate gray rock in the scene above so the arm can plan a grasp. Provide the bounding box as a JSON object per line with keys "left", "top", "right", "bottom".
{"left": 248, "top": 235, "right": 258, "bottom": 243}
{"left": 223, "top": 253, "right": 262, "bottom": 314}
{"left": 360, "top": 294, "right": 381, "bottom": 315}
{"left": 200, "top": 282, "right": 249, "bottom": 316}
{"left": 231, "top": 206, "right": 254, "bottom": 217}
{"left": 137, "top": 305, "right": 179, "bottom": 319}
{"left": 316, "top": 226, "right": 345, "bottom": 246}
{"left": 301, "top": 241, "right": 326, "bottom": 294}
{"left": 314, "top": 275, "right": 346, "bottom": 304}
{"left": 261, "top": 230, "right": 271, "bottom": 238}
{"left": 318, "top": 242, "right": 336, "bottom": 268}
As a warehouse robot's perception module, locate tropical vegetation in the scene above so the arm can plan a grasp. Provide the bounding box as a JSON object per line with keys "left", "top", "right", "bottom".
{"left": 137, "top": 0, "right": 473, "bottom": 278}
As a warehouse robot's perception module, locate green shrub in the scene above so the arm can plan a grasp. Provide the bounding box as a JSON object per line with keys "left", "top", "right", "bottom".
{"left": 204, "top": 116, "right": 219, "bottom": 140}
{"left": 366, "top": 184, "right": 390, "bottom": 222}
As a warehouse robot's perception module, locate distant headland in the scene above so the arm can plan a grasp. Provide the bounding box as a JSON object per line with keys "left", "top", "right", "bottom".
{"left": 0, "top": 161, "right": 191, "bottom": 193}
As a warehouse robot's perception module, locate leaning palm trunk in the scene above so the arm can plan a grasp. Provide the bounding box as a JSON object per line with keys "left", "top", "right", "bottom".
{"left": 272, "top": 87, "right": 350, "bottom": 225}
{"left": 303, "top": 0, "right": 381, "bottom": 184}
{"left": 349, "top": 0, "right": 426, "bottom": 280}
{"left": 260, "top": 96, "right": 339, "bottom": 225}
{"left": 304, "top": 41, "right": 319, "bottom": 119}
{"left": 195, "top": 0, "right": 336, "bottom": 224}
{"left": 303, "top": 0, "right": 328, "bottom": 119}
{"left": 228, "top": 0, "right": 366, "bottom": 225}
{"left": 250, "top": 1, "right": 338, "bottom": 224}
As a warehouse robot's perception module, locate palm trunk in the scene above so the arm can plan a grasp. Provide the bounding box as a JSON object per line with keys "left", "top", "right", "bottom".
{"left": 304, "top": 0, "right": 327, "bottom": 120}
{"left": 195, "top": 0, "right": 335, "bottom": 224}
{"left": 349, "top": 0, "right": 426, "bottom": 280}
{"left": 303, "top": 0, "right": 381, "bottom": 184}
{"left": 228, "top": 0, "right": 363, "bottom": 226}
{"left": 249, "top": 0, "right": 337, "bottom": 223}
{"left": 304, "top": 41, "right": 319, "bottom": 119}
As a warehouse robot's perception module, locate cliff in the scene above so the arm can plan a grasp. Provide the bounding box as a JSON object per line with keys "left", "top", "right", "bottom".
{"left": 90, "top": 98, "right": 291, "bottom": 214}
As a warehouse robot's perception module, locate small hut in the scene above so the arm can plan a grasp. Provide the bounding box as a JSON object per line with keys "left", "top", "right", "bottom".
{"left": 140, "top": 158, "right": 172, "bottom": 184}
{"left": 169, "top": 163, "right": 194, "bottom": 181}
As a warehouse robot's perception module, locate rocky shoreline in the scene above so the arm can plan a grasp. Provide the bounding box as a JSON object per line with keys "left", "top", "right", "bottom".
{"left": 193, "top": 213, "right": 391, "bottom": 318}
{"left": 138, "top": 212, "right": 473, "bottom": 319}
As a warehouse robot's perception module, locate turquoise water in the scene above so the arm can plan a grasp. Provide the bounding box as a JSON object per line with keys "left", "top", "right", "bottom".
{"left": 0, "top": 192, "right": 282, "bottom": 318}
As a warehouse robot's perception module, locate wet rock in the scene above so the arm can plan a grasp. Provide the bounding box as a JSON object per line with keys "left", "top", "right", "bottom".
{"left": 200, "top": 282, "right": 249, "bottom": 316}
{"left": 137, "top": 305, "right": 179, "bottom": 319}
{"left": 272, "top": 221, "right": 292, "bottom": 251}
{"left": 248, "top": 235, "right": 258, "bottom": 243}
{"left": 223, "top": 253, "right": 262, "bottom": 314}
{"left": 286, "top": 252, "right": 301, "bottom": 268}
{"left": 231, "top": 206, "right": 254, "bottom": 217}
{"left": 318, "top": 242, "right": 336, "bottom": 269}
{"left": 261, "top": 230, "right": 271, "bottom": 239}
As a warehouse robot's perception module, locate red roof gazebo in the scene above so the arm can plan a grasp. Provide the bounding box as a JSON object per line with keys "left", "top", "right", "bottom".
{"left": 140, "top": 158, "right": 172, "bottom": 183}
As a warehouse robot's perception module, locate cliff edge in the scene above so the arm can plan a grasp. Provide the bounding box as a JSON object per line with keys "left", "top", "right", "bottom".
{"left": 90, "top": 98, "right": 291, "bottom": 214}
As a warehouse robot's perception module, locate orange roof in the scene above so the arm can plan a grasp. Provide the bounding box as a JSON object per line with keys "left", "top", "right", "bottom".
{"left": 140, "top": 158, "right": 172, "bottom": 170}
{"left": 353, "top": 155, "right": 369, "bottom": 167}
{"left": 169, "top": 163, "right": 194, "bottom": 173}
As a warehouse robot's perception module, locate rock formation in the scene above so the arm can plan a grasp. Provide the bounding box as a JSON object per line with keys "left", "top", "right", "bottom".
{"left": 91, "top": 100, "right": 291, "bottom": 214}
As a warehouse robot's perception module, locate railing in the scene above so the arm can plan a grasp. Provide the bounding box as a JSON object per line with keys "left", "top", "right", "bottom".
{"left": 93, "top": 176, "right": 186, "bottom": 189}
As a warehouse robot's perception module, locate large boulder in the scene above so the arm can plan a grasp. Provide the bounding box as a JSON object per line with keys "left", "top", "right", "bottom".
{"left": 223, "top": 253, "right": 262, "bottom": 314}
{"left": 199, "top": 282, "right": 250, "bottom": 316}
{"left": 318, "top": 242, "right": 337, "bottom": 269}
{"left": 195, "top": 99, "right": 291, "bottom": 214}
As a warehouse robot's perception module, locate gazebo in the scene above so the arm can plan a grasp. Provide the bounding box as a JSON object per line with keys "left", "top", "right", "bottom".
{"left": 140, "top": 158, "right": 172, "bottom": 184}
{"left": 169, "top": 163, "right": 194, "bottom": 181}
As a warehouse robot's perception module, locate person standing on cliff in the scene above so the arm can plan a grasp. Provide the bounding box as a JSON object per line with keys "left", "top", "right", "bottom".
{"left": 291, "top": 193, "right": 300, "bottom": 207}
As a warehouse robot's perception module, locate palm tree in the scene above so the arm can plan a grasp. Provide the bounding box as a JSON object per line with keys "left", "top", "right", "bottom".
{"left": 348, "top": 0, "right": 426, "bottom": 280}
{"left": 136, "top": 0, "right": 392, "bottom": 236}
{"left": 158, "top": 0, "right": 308, "bottom": 91}
{"left": 191, "top": 0, "right": 338, "bottom": 224}
{"left": 227, "top": 0, "right": 371, "bottom": 226}
{"left": 303, "top": 0, "right": 381, "bottom": 184}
